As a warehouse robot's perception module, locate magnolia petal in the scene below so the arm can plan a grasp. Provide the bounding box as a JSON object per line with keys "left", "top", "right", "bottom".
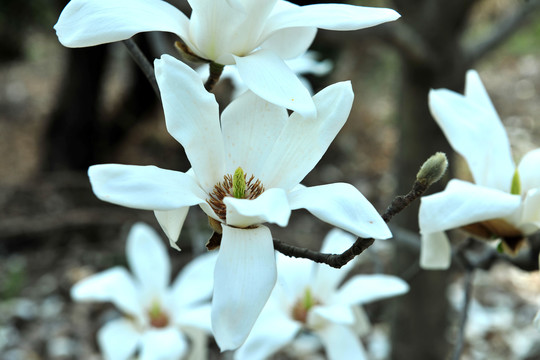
{"left": 275, "top": 253, "right": 313, "bottom": 299}
{"left": 234, "top": 50, "right": 316, "bottom": 118}
{"left": 518, "top": 148, "right": 540, "bottom": 194}
{"left": 187, "top": 0, "right": 277, "bottom": 62}
{"left": 88, "top": 164, "right": 208, "bottom": 211}
{"left": 224, "top": 188, "right": 291, "bottom": 227}
{"left": 153, "top": 208, "right": 189, "bottom": 250}
{"left": 313, "top": 229, "right": 356, "bottom": 299}
{"left": 139, "top": 327, "right": 188, "bottom": 360}
{"left": 155, "top": 55, "right": 225, "bottom": 192}
{"left": 126, "top": 223, "right": 170, "bottom": 301}
{"left": 170, "top": 252, "right": 218, "bottom": 308}
{"left": 234, "top": 310, "right": 301, "bottom": 360}
{"left": 420, "top": 232, "right": 452, "bottom": 270}
{"left": 419, "top": 179, "right": 521, "bottom": 234}
{"left": 289, "top": 183, "right": 391, "bottom": 239}
{"left": 260, "top": 81, "right": 353, "bottom": 190}
{"left": 265, "top": 3, "right": 399, "bottom": 34}
{"left": 221, "top": 90, "right": 288, "bottom": 176}
{"left": 71, "top": 267, "right": 143, "bottom": 319}
{"left": 173, "top": 304, "right": 212, "bottom": 333}
{"left": 55, "top": 0, "right": 189, "bottom": 47}
{"left": 429, "top": 75, "right": 514, "bottom": 191}
{"left": 260, "top": 26, "right": 317, "bottom": 59}
{"left": 334, "top": 274, "right": 409, "bottom": 305}
{"left": 309, "top": 304, "right": 355, "bottom": 326}
{"left": 97, "top": 318, "right": 141, "bottom": 360}
{"left": 520, "top": 189, "right": 540, "bottom": 234}
{"left": 317, "top": 323, "right": 369, "bottom": 360}
{"left": 212, "top": 225, "right": 277, "bottom": 350}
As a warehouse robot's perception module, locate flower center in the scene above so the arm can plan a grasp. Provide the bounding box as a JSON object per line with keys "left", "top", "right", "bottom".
{"left": 291, "top": 287, "right": 320, "bottom": 324}
{"left": 148, "top": 300, "right": 169, "bottom": 328}
{"left": 207, "top": 167, "right": 265, "bottom": 221}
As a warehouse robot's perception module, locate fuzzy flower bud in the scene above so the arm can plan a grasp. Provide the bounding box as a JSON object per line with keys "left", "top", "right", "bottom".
{"left": 416, "top": 152, "right": 448, "bottom": 186}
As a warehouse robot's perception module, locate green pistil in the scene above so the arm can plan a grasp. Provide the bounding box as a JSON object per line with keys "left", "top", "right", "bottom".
{"left": 510, "top": 168, "right": 521, "bottom": 195}
{"left": 303, "top": 287, "right": 315, "bottom": 311}
{"left": 233, "top": 167, "right": 246, "bottom": 199}
{"left": 149, "top": 300, "right": 161, "bottom": 319}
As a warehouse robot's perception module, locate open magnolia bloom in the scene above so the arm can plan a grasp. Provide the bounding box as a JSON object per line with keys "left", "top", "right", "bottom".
{"left": 88, "top": 54, "right": 391, "bottom": 350}
{"left": 71, "top": 223, "right": 217, "bottom": 360}
{"left": 419, "top": 70, "right": 540, "bottom": 270}
{"left": 54, "top": 0, "right": 399, "bottom": 117}
{"left": 235, "top": 229, "right": 409, "bottom": 360}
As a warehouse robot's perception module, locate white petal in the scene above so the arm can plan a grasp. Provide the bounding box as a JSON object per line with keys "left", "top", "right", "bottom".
{"left": 139, "top": 327, "right": 188, "bottom": 360}
{"left": 55, "top": 0, "right": 189, "bottom": 47}
{"left": 170, "top": 252, "right": 218, "bottom": 308}
{"left": 88, "top": 164, "right": 208, "bottom": 211}
{"left": 289, "top": 183, "right": 391, "bottom": 239}
{"left": 419, "top": 179, "right": 521, "bottom": 234}
{"left": 260, "top": 81, "right": 353, "bottom": 190}
{"left": 520, "top": 189, "right": 540, "bottom": 235}
{"left": 173, "top": 304, "right": 212, "bottom": 333}
{"left": 234, "top": 50, "right": 316, "bottom": 118}
{"left": 155, "top": 55, "right": 225, "bottom": 192}
{"left": 260, "top": 26, "right": 317, "bottom": 59}
{"left": 429, "top": 76, "right": 515, "bottom": 191}
{"left": 212, "top": 225, "right": 277, "bottom": 350}
{"left": 71, "top": 267, "right": 143, "bottom": 319}
{"left": 97, "top": 318, "right": 141, "bottom": 360}
{"left": 126, "top": 223, "right": 170, "bottom": 301}
{"left": 275, "top": 253, "right": 313, "bottom": 299}
{"left": 313, "top": 229, "right": 357, "bottom": 299}
{"left": 334, "top": 274, "right": 409, "bottom": 305}
{"left": 518, "top": 148, "right": 540, "bottom": 194}
{"left": 420, "top": 232, "right": 452, "bottom": 270}
{"left": 317, "top": 323, "right": 368, "bottom": 360}
{"left": 309, "top": 305, "right": 355, "bottom": 326}
{"left": 224, "top": 188, "right": 291, "bottom": 227}
{"left": 220, "top": 90, "right": 288, "bottom": 176}
{"left": 153, "top": 208, "right": 189, "bottom": 250}
{"left": 187, "top": 0, "right": 277, "bottom": 62}
{"left": 263, "top": 3, "right": 399, "bottom": 37}
{"left": 235, "top": 310, "right": 301, "bottom": 360}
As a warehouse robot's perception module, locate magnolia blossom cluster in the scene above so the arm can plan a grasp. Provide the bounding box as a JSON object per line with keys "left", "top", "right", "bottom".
{"left": 419, "top": 70, "right": 540, "bottom": 270}
{"left": 54, "top": 0, "right": 408, "bottom": 355}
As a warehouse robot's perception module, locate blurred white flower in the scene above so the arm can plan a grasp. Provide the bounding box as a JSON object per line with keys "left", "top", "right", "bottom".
{"left": 235, "top": 229, "right": 409, "bottom": 360}
{"left": 419, "top": 70, "right": 540, "bottom": 269}
{"left": 71, "top": 223, "right": 217, "bottom": 360}
{"left": 88, "top": 55, "right": 391, "bottom": 351}
{"left": 54, "top": 0, "right": 399, "bottom": 117}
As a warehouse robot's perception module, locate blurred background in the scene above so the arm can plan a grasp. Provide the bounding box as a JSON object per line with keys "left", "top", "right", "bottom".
{"left": 1, "top": 0, "right": 540, "bottom": 359}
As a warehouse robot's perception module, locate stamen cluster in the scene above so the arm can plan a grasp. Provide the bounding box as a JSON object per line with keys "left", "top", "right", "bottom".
{"left": 207, "top": 173, "right": 265, "bottom": 221}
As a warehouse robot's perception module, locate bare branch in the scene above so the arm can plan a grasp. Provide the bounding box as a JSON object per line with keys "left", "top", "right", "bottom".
{"left": 464, "top": 0, "right": 540, "bottom": 66}
{"left": 123, "top": 38, "right": 161, "bottom": 99}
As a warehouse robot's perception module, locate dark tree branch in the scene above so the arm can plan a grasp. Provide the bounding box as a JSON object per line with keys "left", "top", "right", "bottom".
{"left": 464, "top": 0, "right": 540, "bottom": 66}
{"left": 204, "top": 62, "right": 224, "bottom": 92}
{"left": 123, "top": 38, "right": 161, "bottom": 99}
{"left": 273, "top": 178, "right": 432, "bottom": 268}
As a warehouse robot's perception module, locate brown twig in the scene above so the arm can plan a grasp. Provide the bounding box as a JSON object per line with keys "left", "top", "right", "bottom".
{"left": 123, "top": 38, "right": 161, "bottom": 99}
{"left": 204, "top": 62, "right": 224, "bottom": 92}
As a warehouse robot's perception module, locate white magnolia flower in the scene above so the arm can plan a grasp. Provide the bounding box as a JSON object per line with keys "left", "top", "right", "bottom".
{"left": 419, "top": 70, "right": 540, "bottom": 269}
{"left": 54, "top": 0, "right": 399, "bottom": 117}
{"left": 71, "top": 222, "right": 217, "bottom": 360}
{"left": 88, "top": 54, "right": 391, "bottom": 350}
{"left": 235, "top": 229, "right": 409, "bottom": 360}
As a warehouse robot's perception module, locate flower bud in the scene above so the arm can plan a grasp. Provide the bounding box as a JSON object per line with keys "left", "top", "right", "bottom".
{"left": 416, "top": 152, "right": 448, "bottom": 186}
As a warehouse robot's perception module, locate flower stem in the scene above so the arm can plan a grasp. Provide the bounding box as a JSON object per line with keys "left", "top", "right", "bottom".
{"left": 205, "top": 62, "right": 225, "bottom": 92}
